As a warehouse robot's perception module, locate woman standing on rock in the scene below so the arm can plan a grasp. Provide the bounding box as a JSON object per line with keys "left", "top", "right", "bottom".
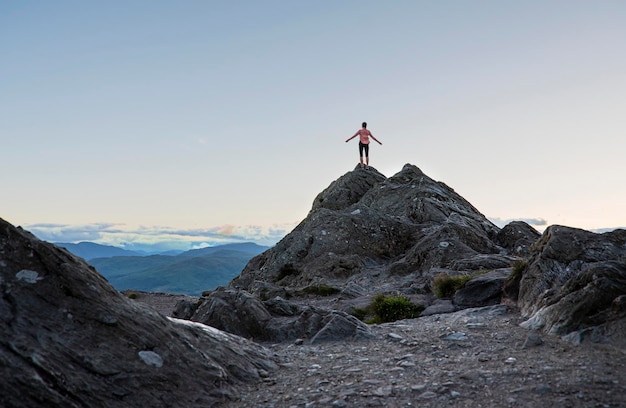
{"left": 346, "top": 122, "right": 382, "bottom": 169}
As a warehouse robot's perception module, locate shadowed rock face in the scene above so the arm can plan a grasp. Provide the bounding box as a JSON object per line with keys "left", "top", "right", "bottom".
{"left": 0, "top": 219, "right": 277, "bottom": 408}
{"left": 453, "top": 269, "right": 513, "bottom": 308}
{"left": 181, "top": 164, "right": 625, "bottom": 347}
{"left": 230, "top": 164, "right": 512, "bottom": 296}
{"left": 516, "top": 225, "right": 626, "bottom": 346}
{"left": 194, "top": 164, "right": 624, "bottom": 347}
{"left": 496, "top": 220, "right": 541, "bottom": 256}
{"left": 187, "top": 164, "right": 540, "bottom": 343}
{"left": 188, "top": 287, "right": 374, "bottom": 343}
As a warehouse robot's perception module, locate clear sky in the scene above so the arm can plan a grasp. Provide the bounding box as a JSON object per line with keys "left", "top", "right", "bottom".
{"left": 2, "top": 1, "right": 625, "bottom": 250}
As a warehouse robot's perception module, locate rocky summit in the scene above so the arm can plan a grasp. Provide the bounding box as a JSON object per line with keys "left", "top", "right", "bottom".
{"left": 180, "top": 164, "right": 625, "bottom": 348}
{"left": 184, "top": 164, "right": 543, "bottom": 342}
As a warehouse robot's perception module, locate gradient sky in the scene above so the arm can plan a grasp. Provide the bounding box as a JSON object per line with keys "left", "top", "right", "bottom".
{"left": 2, "top": 1, "right": 625, "bottom": 249}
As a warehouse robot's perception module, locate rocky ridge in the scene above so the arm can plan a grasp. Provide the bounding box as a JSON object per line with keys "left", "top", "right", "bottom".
{"left": 182, "top": 164, "right": 540, "bottom": 343}
{"left": 184, "top": 164, "right": 624, "bottom": 349}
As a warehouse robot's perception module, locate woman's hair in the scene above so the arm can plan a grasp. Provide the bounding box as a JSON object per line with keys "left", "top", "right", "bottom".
{"left": 362, "top": 122, "right": 367, "bottom": 128}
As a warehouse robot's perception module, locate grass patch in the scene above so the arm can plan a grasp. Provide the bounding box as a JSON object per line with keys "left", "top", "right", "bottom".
{"left": 432, "top": 273, "right": 472, "bottom": 298}
{"left": 372, "top": 294, "right": 424, "bottom": 323}
{"left": 502, "top": 260, "right": 528, "bottom": 301}
{"left": 432, "top": 270, "right": 491, "bottom": 298}
{"left": 353, "top": 294, "right": 424, "bottom": 324}
{"left": 352, "top": 307, "right": 369, "bottom": 322}
{"left": 511, "top": 260, "right": 528, "bottom": 278}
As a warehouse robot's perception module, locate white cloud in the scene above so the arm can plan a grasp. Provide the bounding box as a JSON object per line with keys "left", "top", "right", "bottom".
{"left": 24, "top": 221, "right": 297, "bottom": 251}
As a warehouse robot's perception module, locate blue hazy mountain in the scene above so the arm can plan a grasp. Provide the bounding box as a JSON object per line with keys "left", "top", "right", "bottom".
{"left": 56, "top": 242, "right": 143, "bottom": 260}
{"left": 176, "top": 242, "right": 269, "bottom": 258}
{"left": 61, "top": 242, "right": 269, "bottom": 296}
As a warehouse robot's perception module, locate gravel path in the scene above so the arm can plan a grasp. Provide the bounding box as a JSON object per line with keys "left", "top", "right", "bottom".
{"left": 225, "top": 305, "right": 625, "bottom": 408}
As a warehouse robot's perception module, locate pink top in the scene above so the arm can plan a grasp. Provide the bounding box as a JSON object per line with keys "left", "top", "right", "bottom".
{"left": 346, "top": 128, "right": 382, "bottom": 145}
{"left": 356, "top": 128, "right": 372, "bottom": 144}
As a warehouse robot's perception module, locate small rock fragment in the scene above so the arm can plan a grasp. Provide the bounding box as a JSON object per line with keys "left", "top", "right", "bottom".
{"left": 522, "top": 333, "right": 544, "bottom": 348}
{"left": 444, "top": 332, "right": 468, "bottom": 341}
{"left": 138, "top": 351, "right": 163, "bottom": 368}
{"left": 16, "top": 269, "right": 43, "bottom": 284}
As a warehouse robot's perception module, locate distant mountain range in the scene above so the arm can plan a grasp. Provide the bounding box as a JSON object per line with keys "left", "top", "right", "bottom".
{"left": 56, "top": 242, "right": 269, "bottom": 296}
{"left": 56, "top": 241, "right": 145, "bottom": 260}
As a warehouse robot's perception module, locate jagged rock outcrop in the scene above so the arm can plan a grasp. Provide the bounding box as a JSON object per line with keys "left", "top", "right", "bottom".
{"left": 0, "top": 218, "right": 277, "bottom": 408}
{"left": 189, "top": 164, "right": 539, "bottom": 342}
{"left": 231, "top": 164, "right": 521, "bottom": 296}
{"left": 311, "top": 166, "right": 386, "bottom": 211}
{"left": 186, "top": 164, "right": 624, "bottom": 348}
{"left": 512, "top": 225, "right": 626, "bottom": 347}
{"left": 495, "top": 220, "right": 541, "bottom": 256}
{"left": 185, "top": 287, "right": 373, "bottom": 343}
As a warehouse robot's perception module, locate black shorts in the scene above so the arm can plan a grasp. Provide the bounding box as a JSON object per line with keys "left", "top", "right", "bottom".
{"left": 359, "top": 142, "right": 369, "bottom": 157}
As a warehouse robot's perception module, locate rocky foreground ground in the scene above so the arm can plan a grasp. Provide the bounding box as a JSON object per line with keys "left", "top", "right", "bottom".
{"left": 223, "top": 305, "right": 624, "bottom": 408}
{"left": 132, "top": 294, "right": 625, "bottom": 407}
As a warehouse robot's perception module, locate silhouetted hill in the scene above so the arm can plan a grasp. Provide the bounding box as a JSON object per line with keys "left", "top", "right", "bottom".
{"left": 177, "top": 242, "right": 268, "bottom": 258}
{"left": 56, "top": 241, "right": 142, "bottom": 260}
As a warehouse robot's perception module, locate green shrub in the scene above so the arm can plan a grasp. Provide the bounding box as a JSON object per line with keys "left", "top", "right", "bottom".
{"left": 432, "top": 269, "right": 494, "bottom": 298}
{"left": 127, "top": 292, "right": 138, "bottom": 299}
{"left": 511, "top": 260, "right": 528, "bottom": 277}
{"left": 352, "top": 294, "right": 424, "bottom": 324}
{"left": 372, "top": 294, "right": 424, "bottom": 322}
{"left": 432, "top": 273, "right": 473, "bottom": 298}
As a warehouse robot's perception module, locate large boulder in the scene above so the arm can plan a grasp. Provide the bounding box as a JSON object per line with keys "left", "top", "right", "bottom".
{"left": 453, "top": 268, "right": 513, "bottom": 308}
{"left": 189, "top": 288, "right": 373, "bottom": 343}
{"left": 495, "top": 221, "right": 541, "bottom": 256}
{"left": 231, "top": 205, "right": 417, "bottom": 291}
{"left": 191, "top": 288, "right": 272, "bottom": 340}
{"left": 311, "top": 164, "right": 386, "bottom": 211}
{"left": 0, "top": 218, "right": 277, "bottom": 407}
{"left": 516, "top": 225, "right": 626, "bottom": 346}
